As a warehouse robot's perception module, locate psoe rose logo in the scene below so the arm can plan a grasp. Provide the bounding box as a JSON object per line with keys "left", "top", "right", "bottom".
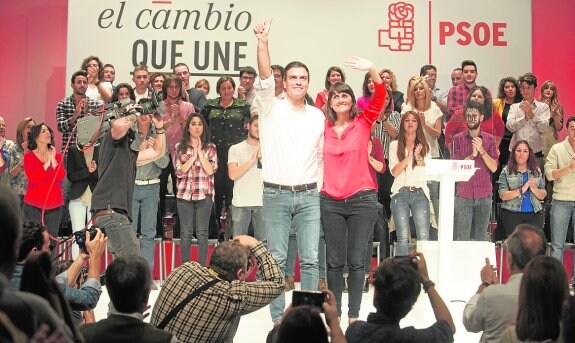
{"left": 378, "top": 2, "right": 415, "bottom": 52}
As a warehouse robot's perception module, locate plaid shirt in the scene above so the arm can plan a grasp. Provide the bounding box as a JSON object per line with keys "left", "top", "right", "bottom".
{"left": 56, "top": 96, "right": 102, "bottom": 152}
{"left": 451, "top": 130, "right": 499, "bottom": 199}
{"left": 150, "top": 242, "right": 284, "bottom": 343}
{"left": 174, "top": 142, "right": 218, "bottom": 201}
{"left": 447, "top": 84, "right": 492, "bottom": 119}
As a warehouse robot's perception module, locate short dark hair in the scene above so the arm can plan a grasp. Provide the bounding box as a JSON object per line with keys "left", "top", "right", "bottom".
{"left": 27, "top": 123, "right": 55, "bottom": 151}
{"left": 18, "top": 222, "right": 46, "bottom": 262}
{"left": 216, "top": 76, "right": 236, "bottom": 95}
{"left": 516, "top": 256, "right": 568, "bottom": 341}
{"left": 274, "top": 306, "right": 328, "bottom": 343}
{"left": 248, "top": 114, "right": 259, "bottom": 125}
{"left": 71, "top": 70, "right": 88, "bottom": 84}
{"left": 103, "top": 63, "right": 115, "bottom": 69}
{"left": 0, "top": 187, "right": 22, "bottom": 277}
{"left": 464, "top": 100, "right": 485, "bottom": 117}
{"left": 209, "top": 241, "right": 249, "bottom": 282}
{"left": 162, "top": 74, "right": 183, "bottom": 99}
{"left": 506, "top": 223, "right": 546, "bottom": 271}
{"left": 419, "top": 64, "right": 436, "bottom": 77}
{"left": 566, "top": 116, "right": 575, "bottom": 127}
{"left": 325, "top": 82, "right": 357, "bottom": 125}
{"left": 106, "top": 256, "right": 151, "bottom": 313}
{"left": 285, "top": 61, "right": 309, "bottom": 79}
{"left": 271, "top": 65, "right": 285, "bottom": 79}
{"left": 173, "top": 63, "right": 189, "bottom": 73}
{"left": 461, "top": 60, "right": 477, "bottom": 72}
{"left": 373, "top": 258, "right": 421, "bottom": 322}
{"left": 111, "top": 83, "right": 136, "bottom": 102}
{"left": 239, "top": 66, "right": 257, "bottom": 78}
{"left": 518, "top": 72, "right": 538, "bottom": 88}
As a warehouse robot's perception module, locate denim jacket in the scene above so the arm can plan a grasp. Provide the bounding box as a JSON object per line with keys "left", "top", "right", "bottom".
{"left": 497, "top": 166, "right": 545, "bottom": 212}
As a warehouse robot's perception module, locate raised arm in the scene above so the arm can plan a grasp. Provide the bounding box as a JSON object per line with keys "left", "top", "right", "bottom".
{"left": 136, "top": 117, "right": 166, "bottom": 165}
{"left": 254, "top": 19, "right": 272, "bottom": 79}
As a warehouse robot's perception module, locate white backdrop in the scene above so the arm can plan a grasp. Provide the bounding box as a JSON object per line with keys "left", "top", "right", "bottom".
{"left": 67, "top": 0, "right": 531, "bottom": 98}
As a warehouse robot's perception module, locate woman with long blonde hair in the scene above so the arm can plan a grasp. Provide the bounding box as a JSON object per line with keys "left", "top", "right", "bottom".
{"left": 540, "top": 80, "right": 563, "bottom": 156}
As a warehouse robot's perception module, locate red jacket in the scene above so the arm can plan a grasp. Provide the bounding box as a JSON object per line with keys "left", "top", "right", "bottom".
{"left": 23, "top": 150, "right": 66, "bottom": 209}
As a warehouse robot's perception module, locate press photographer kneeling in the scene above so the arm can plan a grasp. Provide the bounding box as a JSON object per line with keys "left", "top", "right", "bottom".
{"left": 11, "top": 222, "right": 108, "bottom": 324}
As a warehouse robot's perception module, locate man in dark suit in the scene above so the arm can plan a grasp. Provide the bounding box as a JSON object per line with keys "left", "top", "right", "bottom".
{"left": 80, "top": 255, "right": 176, "bottom": 343}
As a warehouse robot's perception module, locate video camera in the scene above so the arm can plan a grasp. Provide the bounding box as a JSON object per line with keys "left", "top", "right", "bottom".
{"left": 74, "top": 227, "right": 106, "bottom": 253}
{"left": 76, "top": 90, "right": 165, "bottom": 147}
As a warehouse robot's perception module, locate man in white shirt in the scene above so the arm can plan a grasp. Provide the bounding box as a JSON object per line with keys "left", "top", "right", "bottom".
{"left": 133, "top": 65, "right": 151, "bottom": 103}
{"left": 227, "top": 115, "right": 265, "bottom": 242}
{"left": 506, "top": 72, "right": 550, "bottom": 170}
{"left": 253, "top": 19, "right": 324, "bottom": 324}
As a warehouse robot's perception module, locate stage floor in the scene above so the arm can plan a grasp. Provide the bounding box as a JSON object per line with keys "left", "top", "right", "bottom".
{"left": 93, "top": 281, "right": 483, "bottom": 342}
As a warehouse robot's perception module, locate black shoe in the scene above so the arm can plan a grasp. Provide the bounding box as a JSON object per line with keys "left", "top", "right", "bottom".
{"left": 363, "top": 277, "right": 370, "bottom": 293}
{"left": 343, "top": 277, "right": 348, "bottom": 293}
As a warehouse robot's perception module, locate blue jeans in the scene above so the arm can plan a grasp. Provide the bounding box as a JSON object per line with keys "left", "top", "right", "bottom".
{"left": 263, "top": 187, "right": 320, "bottom": 322}
{"left": 550, "top": 200, "right": 575, "bottom": 281}
{"left": 391, "top": 189, "right": 430, "bottom": 256}
{"left": 177, "top": 197, "right": 213, "bottom": 266}
{"left": 231, "top": 205, "right": 266, "bottom": 242}
{"left": 454, "top": 195, "right": 492, "bottom": 241}
{"left": 428, "top": 180, "right": 440, "bottom": 220}
{"left": 321, "top": 190, "right": 378, "bottom": 318}
{"left": 131, "top": 184, "right": 160, "bottom": 270}
{"left": 69, "top": 198, "right": 92, "bottom": 259}
{"left": 285, "top": 223, "right": 326, "bottom": 280}
{"left": 95, "top": 212, "right": 140, "bottom": 258}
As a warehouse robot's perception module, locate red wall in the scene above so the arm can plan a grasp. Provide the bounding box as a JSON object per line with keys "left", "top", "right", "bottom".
{"left": 0, "top": 1, "right": 573, "bottom": 143}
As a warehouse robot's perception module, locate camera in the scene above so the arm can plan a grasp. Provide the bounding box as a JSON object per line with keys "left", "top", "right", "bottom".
{"left": 292, "top": 290, "right": 326, "bottom": 312}
{"left": 74, "top": 227, "right": 106, "bottom": 253}
{"left": 76, "top": 90, "right": 165, "bottom": 147}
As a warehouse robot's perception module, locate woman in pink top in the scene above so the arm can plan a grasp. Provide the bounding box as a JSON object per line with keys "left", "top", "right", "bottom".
{"left": 315, "top": 66, "right": 346, "bottom": 115}
{"left": 321, "top": 57, "right": 386, "bottom": 323}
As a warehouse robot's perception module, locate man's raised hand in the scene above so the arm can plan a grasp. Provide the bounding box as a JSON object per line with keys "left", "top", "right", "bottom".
{"left": 253, "top": 19, "right": 272, "bottom": 40}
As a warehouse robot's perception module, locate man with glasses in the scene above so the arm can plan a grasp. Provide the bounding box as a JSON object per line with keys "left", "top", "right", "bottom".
{"left": 451, "top": 101, "right": 499, "bottom": 241}
{"left": 173, "top": 63, "right": 207, "bottom": 112}
{"left": 235, "top": 66, "right": 258, "bottom": 105}
{"left": 506, "top": 72, "right": 550, "bottom": 169}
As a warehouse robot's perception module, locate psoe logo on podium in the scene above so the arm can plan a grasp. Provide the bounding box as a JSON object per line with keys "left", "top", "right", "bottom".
{"left": 377, "top": 2, "right": 415, "bottom": 52}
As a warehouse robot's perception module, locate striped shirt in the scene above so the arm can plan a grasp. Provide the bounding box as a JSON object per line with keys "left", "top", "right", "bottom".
{"left": 373, "top": 111, "right": 401, "bottom": 158}
{"left": 174, "top": 143, "right": 218, "bottom": 201}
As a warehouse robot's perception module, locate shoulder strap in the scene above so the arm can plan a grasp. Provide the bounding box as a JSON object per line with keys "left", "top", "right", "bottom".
{"left": 156, "top": 279, "right": 219, "bottom": 329}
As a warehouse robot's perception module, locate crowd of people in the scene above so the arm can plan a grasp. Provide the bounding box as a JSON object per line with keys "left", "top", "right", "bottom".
{"left": 0, "top": 17, "right": 574, "bottom": 342}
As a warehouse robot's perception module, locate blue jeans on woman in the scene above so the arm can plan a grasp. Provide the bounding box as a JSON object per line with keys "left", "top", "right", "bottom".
{"left": 391, "top": 188, "right": 430, "bottom": 256}
{"left": 177, "top": 197, "right": 213, "bottom": 266}
{"left": 321, "top": 189, "right": 378, "bottom": 318}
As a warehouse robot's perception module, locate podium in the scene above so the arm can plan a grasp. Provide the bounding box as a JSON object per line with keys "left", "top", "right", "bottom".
{"left": 420, "top": 159, "right": 495, "bottom": 299}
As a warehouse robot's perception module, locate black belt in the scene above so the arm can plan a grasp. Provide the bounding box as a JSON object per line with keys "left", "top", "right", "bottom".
{"left": 400, "top": 186, "right": 422, "bottom": 192}
{"left": 263, "top": 181, "right": 317, "bottom": 192}
{"left": 534, "top": 151, "right": 544, "bottom": 158}
{"left": 92, "top": 208, "right": 127, "bottom": 220}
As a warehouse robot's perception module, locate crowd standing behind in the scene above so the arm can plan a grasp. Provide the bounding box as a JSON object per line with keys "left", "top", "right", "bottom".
{"left": 0, "top": 17, "right": 574, "bottom": 343}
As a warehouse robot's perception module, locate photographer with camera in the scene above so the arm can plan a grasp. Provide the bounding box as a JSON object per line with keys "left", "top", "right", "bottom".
{"left": 346, "top": 253, "right": 455, "bottom": 343}
{"left": 150, "top": 235, "right": 284, "bottom": 342}
{"left": 90, "top": 103, "right": 166, "bottom": 259}
{"left": 11, "top": 222, "right": 107, "bottom": 325}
